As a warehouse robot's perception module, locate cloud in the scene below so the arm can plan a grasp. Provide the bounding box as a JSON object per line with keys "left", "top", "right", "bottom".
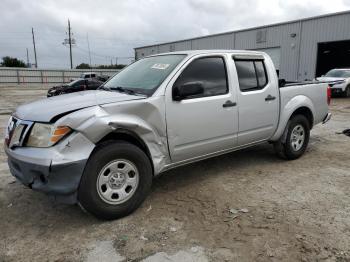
{"left": 0, "top": 0, "right": 349, "bottom": 68}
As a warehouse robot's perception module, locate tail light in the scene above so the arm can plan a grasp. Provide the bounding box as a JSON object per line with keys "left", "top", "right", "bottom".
{"left": 327, "top": 85, "right": 331, "bottom": 105}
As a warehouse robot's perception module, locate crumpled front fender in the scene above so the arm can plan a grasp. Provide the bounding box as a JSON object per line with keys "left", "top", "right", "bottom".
{"left": 56, "top": 98, "right": 170, "bottom": 175}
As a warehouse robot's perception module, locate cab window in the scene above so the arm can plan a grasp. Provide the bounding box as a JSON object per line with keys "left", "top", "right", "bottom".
{"left": 173, "top": 57, "right": 228, "bottom": 99}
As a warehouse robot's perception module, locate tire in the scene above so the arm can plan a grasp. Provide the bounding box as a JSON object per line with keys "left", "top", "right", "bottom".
{"left": 344, "top": 85, "right": 350, "bottom": 98}
{"left": 78, "top": 140, "right": 153, "bottom": 220}
{"left": 273, "top": 115, "right": 310, "bottom": 160}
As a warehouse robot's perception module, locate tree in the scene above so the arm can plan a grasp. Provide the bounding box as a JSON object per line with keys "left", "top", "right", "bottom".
{"left": 1, "top": 56, "right": 26, "bottom": 67}
{"left": 96, "top": 64, "right": 126, "bottom": 69}
{"left": 76, "top": 63, "right": 126, "bottom": 69}
{"left": 76, "top": 63, "right": 91, "bottom": 69}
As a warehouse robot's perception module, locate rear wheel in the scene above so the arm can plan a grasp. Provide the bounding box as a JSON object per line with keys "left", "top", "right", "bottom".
{"left": 273, "top": 115, "right": 310, "bottom": 160}
{"left": 78, "top": 140, "right": 152, "bottom": 220}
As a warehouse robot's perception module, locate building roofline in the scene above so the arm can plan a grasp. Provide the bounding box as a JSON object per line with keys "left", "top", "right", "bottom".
{"left": 134, "top": 9, "right": 350, "bottom": 50}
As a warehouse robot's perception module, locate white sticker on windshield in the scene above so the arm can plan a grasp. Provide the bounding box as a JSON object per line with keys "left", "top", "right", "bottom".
{"left": 151, "top": 63, "right": 170, "bottom": 70}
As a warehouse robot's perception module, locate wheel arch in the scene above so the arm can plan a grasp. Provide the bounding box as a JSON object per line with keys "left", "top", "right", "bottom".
{"left": 270, "top": 95, "right": 315, "bottom": 142}
{"left": 290, "top": 106, "right": 314, "bottom": 129}
{"left": 97, "top": 129, "right": 154, "bottom": 174}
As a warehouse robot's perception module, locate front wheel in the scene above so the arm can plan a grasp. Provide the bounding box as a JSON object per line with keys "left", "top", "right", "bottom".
{"left": 273, "top": 115, "right": 310, "bottom": 160}
{"left": 78, "top": 140, "right": 153, "bottom": 220}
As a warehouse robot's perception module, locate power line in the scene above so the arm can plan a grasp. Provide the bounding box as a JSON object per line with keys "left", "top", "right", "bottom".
{"left": 76, "top": 46, "right": 133, "bottom": 59}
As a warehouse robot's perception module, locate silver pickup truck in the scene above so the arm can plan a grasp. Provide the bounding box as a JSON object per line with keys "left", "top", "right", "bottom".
{"left": 5, "top": 50, "right": 331, "bottom": 219}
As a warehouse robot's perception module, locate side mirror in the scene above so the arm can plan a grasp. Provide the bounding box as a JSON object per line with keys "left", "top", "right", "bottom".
{"left": 173, "top": 82, "right": 204, "bottom": 101}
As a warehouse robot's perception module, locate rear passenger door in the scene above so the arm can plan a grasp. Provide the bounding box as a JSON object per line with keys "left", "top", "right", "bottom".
{"left": 233, "top": 57, "right": 279, "bottom": 146}
{"left": 166, "top": 55, "right": 238, "bottom": 163}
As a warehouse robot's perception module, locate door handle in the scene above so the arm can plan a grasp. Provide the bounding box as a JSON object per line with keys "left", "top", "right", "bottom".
{"left": 265, "top": 95, "right": 276, "bottom": 101}
{"left": 222, "top": 100, "right": 237, "bottom": 108}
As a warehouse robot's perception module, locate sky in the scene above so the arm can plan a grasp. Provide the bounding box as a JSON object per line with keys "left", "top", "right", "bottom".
{"left": 1, "top": 0, "right": 350, "bottom": 69}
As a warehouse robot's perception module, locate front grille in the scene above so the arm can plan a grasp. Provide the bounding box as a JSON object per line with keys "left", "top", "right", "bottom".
{"left": 5, "top": 117, "right": 33, "bottom": 148}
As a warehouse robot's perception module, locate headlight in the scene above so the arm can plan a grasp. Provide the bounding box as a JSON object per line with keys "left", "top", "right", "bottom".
{"left": 26, "top": 123, "right": 71, "bottom": 148}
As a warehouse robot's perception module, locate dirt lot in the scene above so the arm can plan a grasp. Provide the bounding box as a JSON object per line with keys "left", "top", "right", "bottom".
{"left": 0, "top": 86, "right": 349, "bottom": 262}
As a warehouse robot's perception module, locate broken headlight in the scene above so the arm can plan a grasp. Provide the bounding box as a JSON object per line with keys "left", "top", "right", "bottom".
{"left": 26, "top": 123, "right": 71, "bottom": 148}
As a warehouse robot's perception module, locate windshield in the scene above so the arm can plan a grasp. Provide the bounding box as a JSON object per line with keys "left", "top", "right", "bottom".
{"left": 325, "top": 69, "right": 350, "bottom": 78}
{"left": 103, "top": 54, "right": 186, "bottom": 96}
{"left": 68, "top": 80, "right": 82, "bottom": 87}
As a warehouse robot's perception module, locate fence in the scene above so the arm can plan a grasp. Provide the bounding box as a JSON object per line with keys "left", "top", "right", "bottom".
{"left": 0, "top": 68, "right": 120, "bottom": 84}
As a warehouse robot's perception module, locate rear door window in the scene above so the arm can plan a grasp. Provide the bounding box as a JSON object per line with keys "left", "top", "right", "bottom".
{"left": 234, "top": 59, "right": 268, "bottom": 92}
{"left": 255, "top": 61, "right": 267, "bottom": 87}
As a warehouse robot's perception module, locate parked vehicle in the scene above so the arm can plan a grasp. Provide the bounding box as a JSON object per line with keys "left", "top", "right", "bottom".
{"left": 5, "top": 50, "right": 331, "bottom": 219}
{"left": 47, "top": 79, "right": 103, "bottom": 97}
{"left": 96, "top": 74, "right": 110, "bottom": 82}
{"left": 70, "top": 72, "right": 97, "bottom": 82}
{"left": 316, "top": 68, "right": 350, "bottom": 97}
{"left": 70, "top": 72, "right": 111, "bottom": 83}
{"left": 80, "top": 72, "right": 97, "bottom": 79}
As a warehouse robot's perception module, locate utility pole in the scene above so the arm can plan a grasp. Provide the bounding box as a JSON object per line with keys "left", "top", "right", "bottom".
{"left": 86, "top": 33, "right": 92, "bottom": 69}
{"left": 26, "top": 48, "right": 30, "bottom": 67}
{"left": 68, "top": 19, "right": 73, "bottom": 69}
{"left": 32, "top": 28, "right": 38, "bottom": 68}
{"left": 115, "top": 57, "right": 118, "bottom": 66}
{"left": 63, "top": 19, "right": 76, "bottom": 69}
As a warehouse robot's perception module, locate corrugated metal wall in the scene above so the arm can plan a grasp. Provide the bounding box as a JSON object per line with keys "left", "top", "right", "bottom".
{"left": 299, "top": 12, "right": 350, "bottom": 80}
{"left": 135, "top": 11, "right": 350, "bottom": 81}
{"left": 0, "top": 68, "right": 119, "bottom": 84}
{"left": 234, "top": 22, "right": 301, "bottom": 80}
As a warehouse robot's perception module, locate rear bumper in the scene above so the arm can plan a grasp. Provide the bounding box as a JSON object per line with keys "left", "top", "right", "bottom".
{"left": 322, "top": 113, "right": 332, "bottom": 124}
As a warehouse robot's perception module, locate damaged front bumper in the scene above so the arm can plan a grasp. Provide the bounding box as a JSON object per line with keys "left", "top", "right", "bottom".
{"left": 5, "top": 132, "right": 95, "bottom": 204}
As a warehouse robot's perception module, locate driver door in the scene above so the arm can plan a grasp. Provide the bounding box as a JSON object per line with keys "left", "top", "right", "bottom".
{"left": 165, "top": 55, "right": 238, "bottom": 163}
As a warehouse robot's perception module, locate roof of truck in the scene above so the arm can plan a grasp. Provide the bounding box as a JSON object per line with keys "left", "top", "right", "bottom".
{"left": 146, "top": 49, "right": 266, "bottom": 57}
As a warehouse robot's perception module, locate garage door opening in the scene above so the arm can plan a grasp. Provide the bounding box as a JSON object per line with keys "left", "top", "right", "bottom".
{"left": 316, "top": 40, "right": 350, "bottom": 77}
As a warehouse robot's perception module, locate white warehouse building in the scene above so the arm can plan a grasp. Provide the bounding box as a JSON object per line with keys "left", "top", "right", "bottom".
{"left": 134, "top": 10, "right": 350, "bottom": 82}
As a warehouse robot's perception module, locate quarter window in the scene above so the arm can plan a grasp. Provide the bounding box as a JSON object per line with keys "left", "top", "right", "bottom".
{"left": 174, "top": 57, "right": 228, "bottom": 99}
{"left": 234, "top": 60, "right": 268, "bottom": 92}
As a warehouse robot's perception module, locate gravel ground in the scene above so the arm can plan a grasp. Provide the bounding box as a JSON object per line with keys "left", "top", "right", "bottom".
{"left": 0, "top": 86, "right": 349, "bottom": 262}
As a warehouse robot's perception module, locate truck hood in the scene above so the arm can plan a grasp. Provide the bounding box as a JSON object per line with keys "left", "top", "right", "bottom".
{"left": 14, "top": 90, "right": 145, "bottom": 122}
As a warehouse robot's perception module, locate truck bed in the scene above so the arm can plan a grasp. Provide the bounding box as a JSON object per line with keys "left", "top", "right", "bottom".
{"left": 279, "top": 79, "right": 342, "bottom": 88}
{"left": 270, "top": 80, "right": 329, "bottom": 141}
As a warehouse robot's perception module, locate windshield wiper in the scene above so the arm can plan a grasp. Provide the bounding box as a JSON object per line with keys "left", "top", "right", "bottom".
{"left": 109, "top": 86, "right": 146, "bottom": 96}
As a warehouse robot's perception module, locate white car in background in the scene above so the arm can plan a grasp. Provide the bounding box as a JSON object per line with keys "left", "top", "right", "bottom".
{"left": 317, "top": 69, "right": 350, "bottom": 97}
{"left": 70, "top": 72, "right": 98, "bottom": 82}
